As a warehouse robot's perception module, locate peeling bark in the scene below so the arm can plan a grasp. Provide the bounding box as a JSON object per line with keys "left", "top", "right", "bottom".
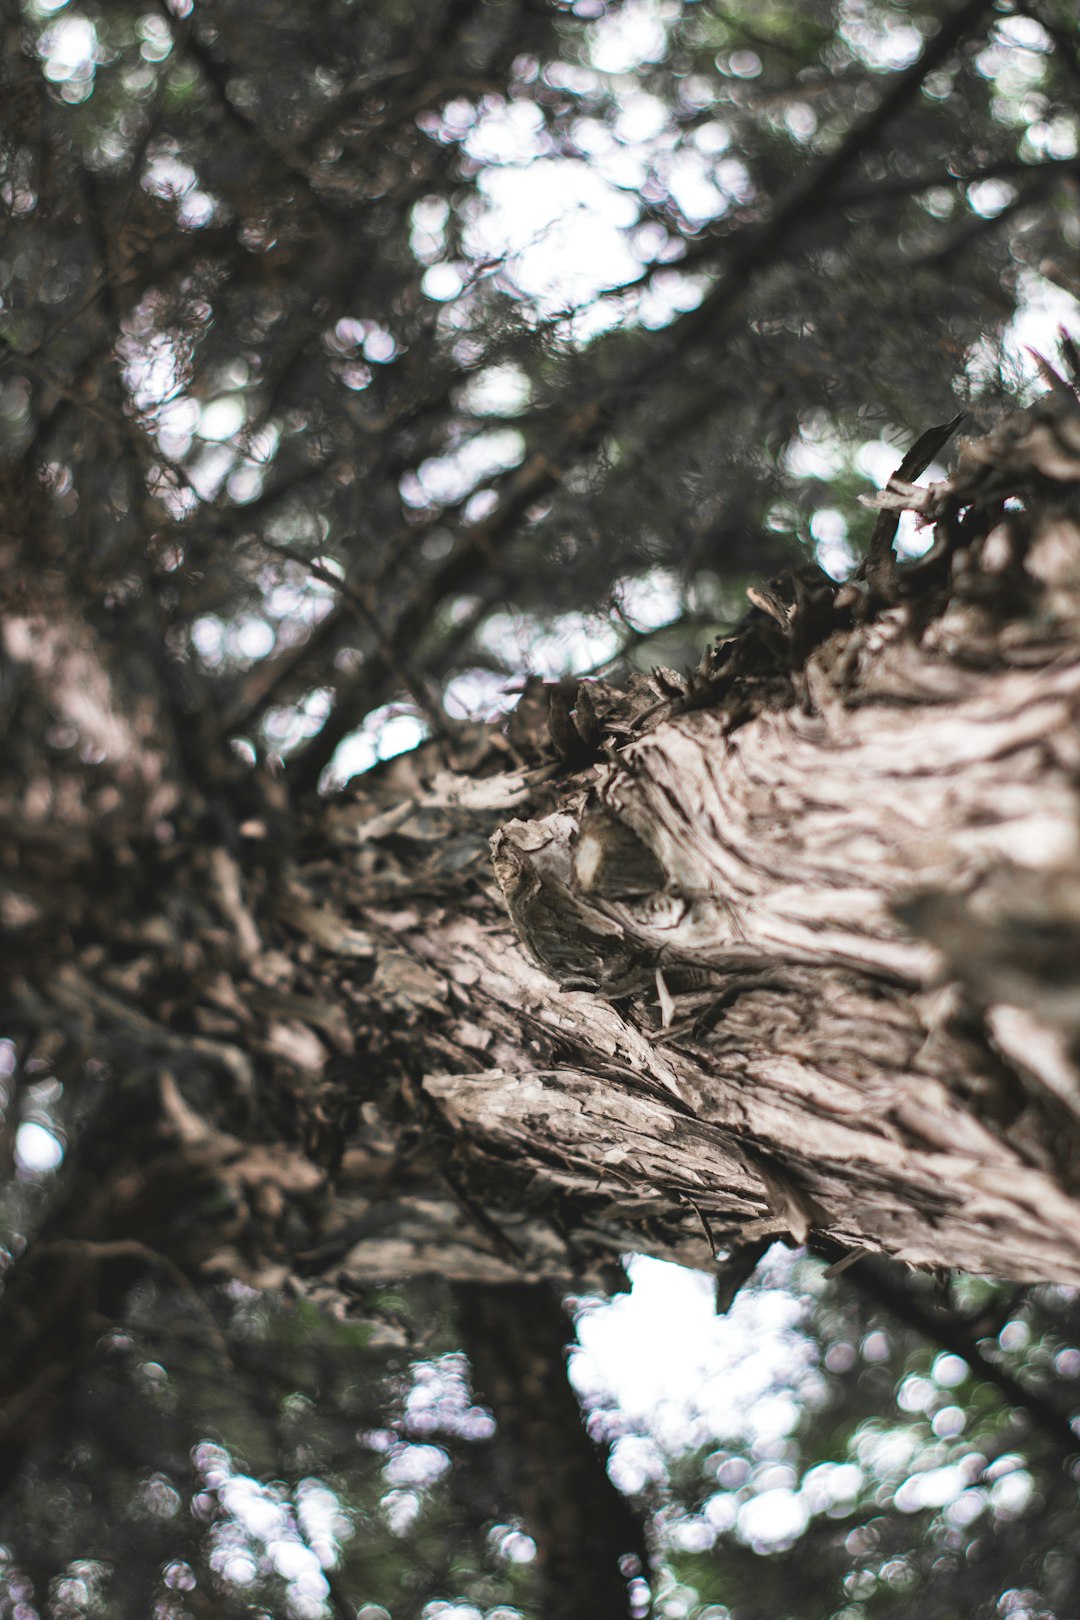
{"left": 4, "top": 384, "right": 1080, "bottom": 1467}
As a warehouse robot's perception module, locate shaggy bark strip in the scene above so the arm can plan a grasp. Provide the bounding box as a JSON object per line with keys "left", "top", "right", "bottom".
{"left": 443, "top": 389, "right": 1080, "bottom": 1285}
{"left": 467, "top": 638, "right": 1080, "bottom": 1281}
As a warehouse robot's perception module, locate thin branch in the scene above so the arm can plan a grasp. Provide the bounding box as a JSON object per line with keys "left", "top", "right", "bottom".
{"left": 833, "top": 151, "right": 1080, "bottom": 209}
{"left": 814, "top": 1240, "right": 1079, "bottom": 1459}
{"left": 255, "top": 535, "right": 452, "bottom": 744}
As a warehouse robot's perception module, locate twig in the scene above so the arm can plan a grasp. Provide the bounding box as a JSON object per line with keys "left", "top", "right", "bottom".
{"left": 256, "top": 535, "right": 451, "bottom": 746}
{"left": 859, "top": 412, "right": 965, "bottom": 601}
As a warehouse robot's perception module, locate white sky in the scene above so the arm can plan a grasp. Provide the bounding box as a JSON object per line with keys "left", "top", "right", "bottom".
{"left": 572, "top": 1250, "right": 814, "bottom": 1465}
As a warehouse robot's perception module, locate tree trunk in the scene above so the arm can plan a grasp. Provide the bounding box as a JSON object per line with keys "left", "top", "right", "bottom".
{"left": 455, "top": 1283, "right": 648, "bottom": 1620}
{"left": 4, "top": 388, "right": 1080, "bottom": 1470}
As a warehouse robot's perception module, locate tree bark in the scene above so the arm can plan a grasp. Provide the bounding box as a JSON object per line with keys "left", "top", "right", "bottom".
{"left": 4, "top": 386, "right": 1080, "bottom": 1471}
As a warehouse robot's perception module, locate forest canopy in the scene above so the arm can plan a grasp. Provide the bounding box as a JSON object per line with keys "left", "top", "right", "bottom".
{"left": 6, "top": 0, "right": 1079, "bottom": 791}
{"left": 3, "top": 0, "right": 1080, "bottom": 1617}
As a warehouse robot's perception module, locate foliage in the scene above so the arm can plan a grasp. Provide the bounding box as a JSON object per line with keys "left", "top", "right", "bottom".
{"left": 2, "top": 1252, "right": 1079, "bottom": 1618}
{"left": 4, "top": 0, "right": 1079, "bottom": 789}
{"left": 0, "top": 1277, "right": 537, "bottom": 1619}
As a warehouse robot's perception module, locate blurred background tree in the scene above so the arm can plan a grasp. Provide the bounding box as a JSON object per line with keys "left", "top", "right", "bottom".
{"left": 3, "top": 0, "right": 1080, "bottom": 1615}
